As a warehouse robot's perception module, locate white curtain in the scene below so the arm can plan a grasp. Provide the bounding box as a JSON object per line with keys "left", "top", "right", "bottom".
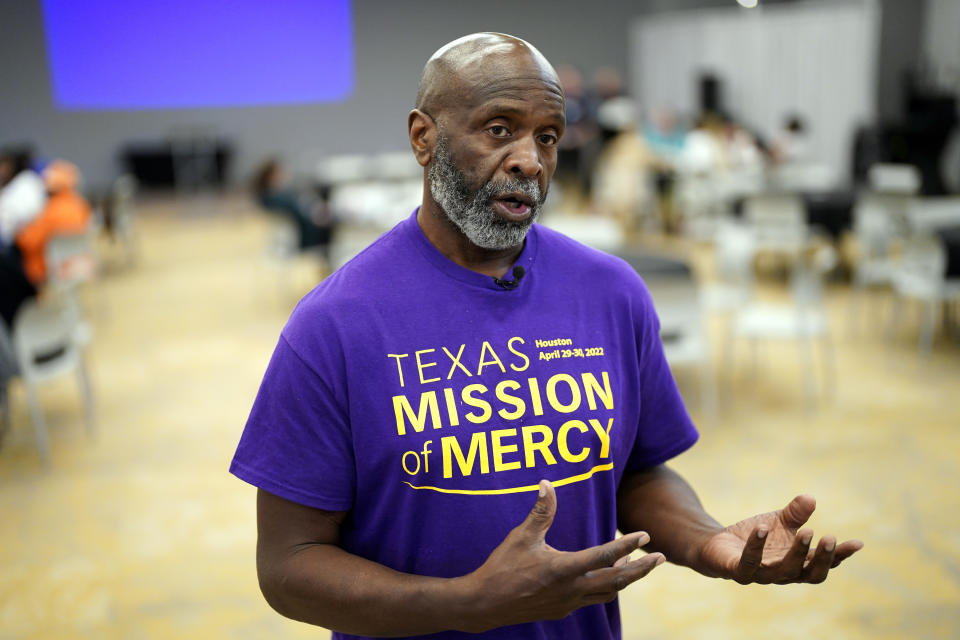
{"left": 631, "top": 1, "right": 880, "bottom": 184}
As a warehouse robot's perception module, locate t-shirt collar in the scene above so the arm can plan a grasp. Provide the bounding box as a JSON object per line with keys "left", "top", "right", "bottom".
{"left": 403, "top": 207, "right": 539, "bottom": 291}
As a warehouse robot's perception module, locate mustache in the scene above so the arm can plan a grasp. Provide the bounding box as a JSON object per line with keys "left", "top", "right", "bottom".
{"left": 480, "top": 177, "right": 544, "bottom": 205}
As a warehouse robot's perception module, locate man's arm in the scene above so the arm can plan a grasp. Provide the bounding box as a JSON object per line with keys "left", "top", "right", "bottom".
{"left": 257, "top": 481, "right": 664, "bottom": 637}
{"left": 616, "top": 465, "right": 723, "bottom": 572}
{"left": 616, "top": 466, "right": 863, "bottom": 584}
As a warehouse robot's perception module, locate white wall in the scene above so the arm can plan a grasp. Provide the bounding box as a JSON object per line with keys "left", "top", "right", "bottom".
{"left": 922, "top": 0, "right": 960, "bottom": 93}
{"left": 631, "top": 1, "right": 880, "bottom": 183}
{"left": 0, "top": 0, "right": 924, "bottom": 190}
{"left": 1, "top": 0, "right": 729, "bottom": 189}
{"left": 922, "top": 0, "right": 960, "bottom": 191}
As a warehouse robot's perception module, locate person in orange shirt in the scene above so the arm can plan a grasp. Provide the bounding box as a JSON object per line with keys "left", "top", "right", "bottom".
{"left": 16, "top": 160, "right": 92, "bottom": 285}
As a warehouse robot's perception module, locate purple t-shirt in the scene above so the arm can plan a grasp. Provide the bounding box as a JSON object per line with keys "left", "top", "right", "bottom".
{"left": 231, "top": 210, "right": 698, "bottom": 640}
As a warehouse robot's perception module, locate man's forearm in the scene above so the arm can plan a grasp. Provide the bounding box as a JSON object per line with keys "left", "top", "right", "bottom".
{"left": 616, "top": 466, "right": 724, "bottom": 575}
{"left": 259, "top": 542, "right": 481, "bottom": 636}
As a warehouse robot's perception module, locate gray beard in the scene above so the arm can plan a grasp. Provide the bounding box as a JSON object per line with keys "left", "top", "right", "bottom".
{"left": 428, "top": 135, "right": 545, "bottom": 250}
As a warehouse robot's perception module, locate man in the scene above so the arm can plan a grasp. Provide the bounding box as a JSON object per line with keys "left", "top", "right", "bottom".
{"left": 230, "top": 33, "right": 862, "bottom": 639}
{"left": 16, "top": 160, "right": 92, "bottom": 285}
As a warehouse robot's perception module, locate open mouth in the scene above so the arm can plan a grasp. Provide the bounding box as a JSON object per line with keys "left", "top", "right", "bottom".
{"left": 494, "top": 193, "right": 534, "bottom": 217}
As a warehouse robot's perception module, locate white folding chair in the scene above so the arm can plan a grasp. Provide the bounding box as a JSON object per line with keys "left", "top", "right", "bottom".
{"left": 111, "top": 174, "right": 139, "bottom": 266}
{"left": 743, "top": 192, "right": 809, "bottom": 254}
{"left": 260, "top": 213, "right": 303, "bottom": 302}
{"left": 0, "top": 324, "right": 17, "bottom": 449}
{"left": 12, "top": 295, "right": 95, "bottom": 464}
{"left": 847, "top": 192, "right": 911, "bottom": 334}
{"left": 889, "top": 235, "right": 960, "bottom": 353}
{"left": 614, "top": 250, "right": 716, "bottom": 417}
{"left": 45, "top": 230, "right": 97, "bottom": 291}
{"left": 701, "top": 221, "right": 757, "bottom": 314}
{"left": 653, "top": 278, "right": 717, "bottom": 418}
{"left": 729, "top": 245, "right": 837, "bottom": 409}
{"left": 44, "top": 228, "right": 97, "bottom": 346}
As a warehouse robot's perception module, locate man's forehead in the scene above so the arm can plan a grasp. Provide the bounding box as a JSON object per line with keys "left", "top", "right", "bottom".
{"left": 448, "top": 53, "right": 564, "bottom": 119}
{"left": 463, "top": 67, "right": 563, "bottom": 102}
{"left": 466, "top": 81, "right": 565, "bottom": 120}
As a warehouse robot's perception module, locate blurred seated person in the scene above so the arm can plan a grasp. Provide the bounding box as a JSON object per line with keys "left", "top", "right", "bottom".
{"left": 16, "top": 160, "right": 93, "bottom": 285}
{"left": 0, "top": 160, "right": 91, "bottom": 330}
{"left": 681, "top": 114, "right": 726, "bottom": 175}
{"left": 643, "top": 108, "right": 688, "bottom": 233}
{"left": 722, "top": 114, "right": 765, "bottom": 172}
{"left": 591, "top": 108, "right": 656, "bottom": 230}
{"left": 252, "top": 158, "right": 335, "bottom": 255}
{"left": 0, "top": 147, "right": 46, "bottom": 246}
{"left": 644, "top": 107, "right": 687, "bottom": 165}
{"left": 682, "top": 113, "right": 764, "bottom": 175}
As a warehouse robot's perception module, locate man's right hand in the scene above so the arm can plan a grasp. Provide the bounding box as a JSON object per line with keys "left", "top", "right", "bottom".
{"left": 457, "top": 479, "right": 665, "bottom": 633}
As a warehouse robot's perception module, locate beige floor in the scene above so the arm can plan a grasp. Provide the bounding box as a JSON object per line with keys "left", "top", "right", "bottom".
{"left": 1, "top": 194, "right": 958, "bottom": 639}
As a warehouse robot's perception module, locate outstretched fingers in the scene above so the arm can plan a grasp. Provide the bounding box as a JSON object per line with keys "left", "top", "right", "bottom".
{"left": 830, "top": 539, "right": 864, "bottom": 568}
{"left": 579, "top": 553, "right": 666, "bottom": 605}
{"left": 796, "top": 536, "right": 863, "bottom": 583}
{"left": 800, "top": 535, "right": 835, "bottom": 583}
{"left": 564, "top": 532, "right": 650, "bottom": 574}
{"left": 773, "top": 528, "right": 814, "bottom": 582}
{"left": 732, "top": 526, "right": 768, "bottom": 583}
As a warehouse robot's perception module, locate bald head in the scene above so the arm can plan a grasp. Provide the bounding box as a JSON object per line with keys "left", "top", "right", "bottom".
{"left": 415, "top": 33, "right": 562, "bottom": 120}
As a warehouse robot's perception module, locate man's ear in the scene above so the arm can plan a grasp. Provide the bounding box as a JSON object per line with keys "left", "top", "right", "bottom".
{"left": 408, "top": 109, "right": 436, "bottom": 167}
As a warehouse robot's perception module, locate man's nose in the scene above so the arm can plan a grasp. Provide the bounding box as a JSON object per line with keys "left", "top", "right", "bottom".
{"left": 504, "top": 136, "right": 542, "bottom": 178}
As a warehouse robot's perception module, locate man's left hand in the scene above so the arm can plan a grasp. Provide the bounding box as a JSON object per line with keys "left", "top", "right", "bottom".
{"left": 697, "top": 495, "right": 863, "bottom": 584}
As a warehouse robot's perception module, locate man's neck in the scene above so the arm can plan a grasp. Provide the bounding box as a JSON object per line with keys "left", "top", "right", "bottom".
{"left": 416, "top": 201, "right": 524, "bottom": 279}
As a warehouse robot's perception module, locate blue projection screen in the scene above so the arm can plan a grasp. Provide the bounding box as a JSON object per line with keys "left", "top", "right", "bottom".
{"left": 41, "top": 0, "right": 353, "bottom": 110}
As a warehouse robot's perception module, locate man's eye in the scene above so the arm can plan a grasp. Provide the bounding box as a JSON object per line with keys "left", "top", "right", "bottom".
{"left": 539, "top": 134, "right": 558, "bottom": 146}
{"left": 488, "top": 126, "right": 510, "bottom": 137}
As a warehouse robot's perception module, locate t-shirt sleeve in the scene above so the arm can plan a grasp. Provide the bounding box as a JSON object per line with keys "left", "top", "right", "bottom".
{"left": 229, "top": 334, "right": 356, "bottom": 512}
{"left": 624, "top": 279, "right": 699, "bottom": 471}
